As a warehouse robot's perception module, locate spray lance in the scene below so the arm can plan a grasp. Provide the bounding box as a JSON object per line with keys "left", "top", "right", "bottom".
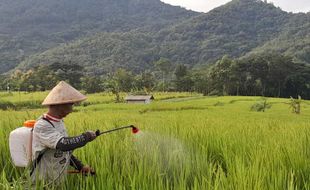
{"left": 95, "top": 125, "right": 139, "bottom": 136}
{"left": 67, "top": 125, "right": 140, "bottom": 175}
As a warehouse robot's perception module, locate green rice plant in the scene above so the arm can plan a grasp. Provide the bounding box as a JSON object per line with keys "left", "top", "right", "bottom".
{"left": 0, "top": 93, "right": 310, "bottom": 189}
{"left": 213, "top": 101, "right": 225, "bottom": 106}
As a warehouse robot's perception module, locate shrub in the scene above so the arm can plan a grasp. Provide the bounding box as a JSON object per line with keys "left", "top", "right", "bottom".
{"left": 250, "top": 98, "right": 271, "bottom": 112}
{"left": 289, "top": 96, "right": 302, "bottom": 114}
{"left": 0, "top": 100, "right": 16, "bottom": 110}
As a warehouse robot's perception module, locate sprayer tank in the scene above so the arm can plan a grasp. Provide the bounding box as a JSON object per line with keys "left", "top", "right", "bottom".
{"left": 9, "top": 120, "right": 35, "bottom": 167}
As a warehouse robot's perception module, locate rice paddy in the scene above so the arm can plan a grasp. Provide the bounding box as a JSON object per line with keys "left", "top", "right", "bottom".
{"left": 1, "top": 92, "right": 310, "bottom": 189}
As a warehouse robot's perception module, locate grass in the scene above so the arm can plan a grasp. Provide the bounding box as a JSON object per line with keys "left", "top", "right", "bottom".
{"left": 0, "top": 92, "right": 310, "bottom": 189}
{"left": 0, "top": 91, "right": 198, "bottom": 110}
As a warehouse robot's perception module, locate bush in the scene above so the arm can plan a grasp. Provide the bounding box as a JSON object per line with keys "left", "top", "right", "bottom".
{"left": 289, "top": 96, "right": 302, "bottom": 114}
{"left": 208, "top": 90, "right": 221, "bottom": 96}
{"left": 250, "top": 99, "right": 271, "bottom": 112}
{"left": 0, "top": 100, "right": 16, "bottom": 110}
{"left": 0, "top": 100, "right": 42, "bottom": 110}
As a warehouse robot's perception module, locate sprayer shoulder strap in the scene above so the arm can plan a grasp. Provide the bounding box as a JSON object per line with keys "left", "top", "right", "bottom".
{"left": 42, "top": 117, "right": 55, "bottom": 128}
{"left": 30, "top": 117, "right": 55, "bottom": 176}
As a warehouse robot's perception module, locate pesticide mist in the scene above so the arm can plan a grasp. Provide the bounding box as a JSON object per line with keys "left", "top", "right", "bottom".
{"left": 132, "top": 131, "right": 189, "bottom": 177}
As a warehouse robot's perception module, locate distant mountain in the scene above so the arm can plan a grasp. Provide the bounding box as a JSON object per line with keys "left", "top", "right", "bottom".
{"left": 5, "top": 0, "right": 310, "bottom": 75}
{"left": 0, "top": 0, "right": 197, "bottom": 73}
{"left": 153, "top": 0, "right": 292, "bottom": 65}
{"left": 245, "top": 13, "right": 310, "bottom": 64}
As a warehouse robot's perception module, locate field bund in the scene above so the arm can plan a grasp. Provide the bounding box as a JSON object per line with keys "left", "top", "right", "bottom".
{"left": 1, "top": 92, "right": 310, "bottom": 189}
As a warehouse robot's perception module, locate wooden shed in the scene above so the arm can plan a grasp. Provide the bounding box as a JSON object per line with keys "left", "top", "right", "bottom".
{"left": 124, "top": 95, "right": 154, "bottom": 104}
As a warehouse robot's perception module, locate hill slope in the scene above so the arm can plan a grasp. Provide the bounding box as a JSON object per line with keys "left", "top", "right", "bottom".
{"left": 246, "top": 13, "right": 310, "bottom": 64}
{"left": 0, "top": 0, "right": 197, "bottom": 73}
{"left": 8, "top": 0, "right": 310, "bottom": 74}
{"left": 19, "top": 0, "right": 310, "bottom": 74}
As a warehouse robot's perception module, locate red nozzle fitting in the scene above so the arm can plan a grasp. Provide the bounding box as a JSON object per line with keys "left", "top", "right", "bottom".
{"left": 131, "top": 126, "right": 139, "bottom": 134}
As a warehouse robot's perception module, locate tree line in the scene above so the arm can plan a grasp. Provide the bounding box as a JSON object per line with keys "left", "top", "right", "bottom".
{"left": 1, "top": 52, "right": 309, "bottom": 99}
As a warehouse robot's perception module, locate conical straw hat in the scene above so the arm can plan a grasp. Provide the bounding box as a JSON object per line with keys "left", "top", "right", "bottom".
{"left": 42, "top": 81, "right": 87, "bottom": 106}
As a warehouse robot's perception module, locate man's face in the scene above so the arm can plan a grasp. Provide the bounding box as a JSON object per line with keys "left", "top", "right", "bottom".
{"left": 58, "top": 103, "right": 74, "bottom": 118}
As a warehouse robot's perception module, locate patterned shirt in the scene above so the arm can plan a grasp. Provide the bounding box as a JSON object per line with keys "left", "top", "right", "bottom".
{"left": 31, "top": 114, "right": 71, "bottom": 183}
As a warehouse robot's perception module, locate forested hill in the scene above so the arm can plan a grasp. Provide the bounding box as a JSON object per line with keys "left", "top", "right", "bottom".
{"left": 246, "top": 13, "right": 310, "bottom": 64}
{"left": 0, "top": 0, "right": 197, "bottom": 73}
{"left": 17, "top": 0, "right": 310, "bottom": 74}
{"left": 153, "top": 0, "right": 291, "bottom": 65}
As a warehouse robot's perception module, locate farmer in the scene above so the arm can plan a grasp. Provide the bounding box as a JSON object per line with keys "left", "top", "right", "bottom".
{"left": 31, "top": 81, "right": 97, "bottom": 184}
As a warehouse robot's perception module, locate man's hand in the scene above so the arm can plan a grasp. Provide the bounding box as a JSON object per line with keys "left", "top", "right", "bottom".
{"left": 80, "top": 165, "right": 96, "bottom": 175}
{"left": 84, "top": 131, "right": 97, "bottom": 142}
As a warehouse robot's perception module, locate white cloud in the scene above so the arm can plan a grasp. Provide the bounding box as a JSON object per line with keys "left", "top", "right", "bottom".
{"left": 160, "top": 0, "right": 310, "bottom": 13}
{"left": 270, "top": 0, "right": 310, "bottom": 13}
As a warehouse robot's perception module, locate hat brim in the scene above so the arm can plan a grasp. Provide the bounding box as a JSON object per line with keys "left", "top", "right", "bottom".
{"left": 42, "top": 81, "right": 87, "bottom": 106}
{"left": 42, "top": 97, "right": 87, "bottom": 106}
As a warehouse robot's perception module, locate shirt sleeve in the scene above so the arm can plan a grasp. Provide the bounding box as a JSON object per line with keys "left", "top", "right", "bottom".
{"left": 33, "top": 120, "right": 64, "bottom": 149}
{"left": 56, "top": 133, "right": 91, "bottom": 151}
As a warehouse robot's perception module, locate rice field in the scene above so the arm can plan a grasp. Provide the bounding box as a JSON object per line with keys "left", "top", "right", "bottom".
{"left": 1, "top": 92, "right": 310, "bottom": 189}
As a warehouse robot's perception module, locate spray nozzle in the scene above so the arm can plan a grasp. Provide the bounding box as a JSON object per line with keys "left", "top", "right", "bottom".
{"left": 131, "top": 125, "right": 139, "bottom": 134}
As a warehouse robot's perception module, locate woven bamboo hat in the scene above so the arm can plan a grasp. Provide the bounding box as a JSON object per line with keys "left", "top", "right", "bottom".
{"left": 42, "top": 81, "right": 87, "bottom": 106}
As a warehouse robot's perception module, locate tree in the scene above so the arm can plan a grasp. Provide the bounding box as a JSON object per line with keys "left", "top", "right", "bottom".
{"left": 3, "top": 62, "right": 86, "bottom": 92}
{"left": 113, "top": 69, "right": 134, "bottom": 92}
{"left": 229, "top": 60, "right": 247, "bottom": 96}
{"left": 81, "top": 76, "right": 104, "bottom": 93}
{"left": 22, "top": 65, "right": 57, "bottom": 91}
{"left": 243, "top": 54, "right": 270, "bottom": 96}
{"left": 191, "top": 70, "right": 209, "bottom": 96}
{"left": 103, "top": 69, "right": 134, "bottom": 102}
{"left": 208, "top": 55, "right": 234, "bottom": 95}
{"left": 153, "top": 58, "right": 173, "bottom": 91}
{"left": 266, "top": 54, "right": 294, "bottom": 97}
{"left": 174, "top": 64, "right": 193, "bottom": 91}
{"left": 134, "top": 71, "right": 155, "bottom": 93}
{"left": 49, "top": 62, "right": 84, "bottom": 89}
{"left": 283, "top": 63, "right": 310, "bottom": 99}
{"left": 104, "top": 74, "right": 121, "bottom": 103}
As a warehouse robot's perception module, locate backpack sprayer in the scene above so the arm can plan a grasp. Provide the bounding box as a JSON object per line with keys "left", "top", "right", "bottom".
{"left": 9, "top": 120, "right": 140, "bottom": 172}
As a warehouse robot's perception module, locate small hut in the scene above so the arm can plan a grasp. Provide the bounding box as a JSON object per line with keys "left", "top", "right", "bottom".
{"left": 124, "top": 95, "right": 154, "bottom": 104}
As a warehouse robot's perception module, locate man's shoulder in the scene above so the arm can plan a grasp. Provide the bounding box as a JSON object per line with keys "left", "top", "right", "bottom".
{"left": 34, "top": 118, "right": 55, "bottom": 132}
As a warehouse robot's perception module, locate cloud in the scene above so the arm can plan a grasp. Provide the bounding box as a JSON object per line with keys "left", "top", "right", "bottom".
{"left": 160, "top": 0, "right": 310, "bottom": 13}
{"left": 161, "top": 0, "right": 230, "bottom": 12}
{"left": 270, "top": 0, "right": 310, "bottom": 13}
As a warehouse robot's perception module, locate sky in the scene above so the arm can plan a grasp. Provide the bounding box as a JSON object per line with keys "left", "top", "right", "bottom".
{"left": 160, "top": 0, "right": 310, "bottom": 13}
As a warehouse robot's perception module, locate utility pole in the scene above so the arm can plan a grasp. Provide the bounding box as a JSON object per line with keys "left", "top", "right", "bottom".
{"left": 7, "top": 83, "right": 10, "bottom": 92}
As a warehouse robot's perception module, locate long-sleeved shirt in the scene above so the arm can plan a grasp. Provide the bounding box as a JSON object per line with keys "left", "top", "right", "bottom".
{"left": 31, "top": 114, "right": 91, "bottom": 183}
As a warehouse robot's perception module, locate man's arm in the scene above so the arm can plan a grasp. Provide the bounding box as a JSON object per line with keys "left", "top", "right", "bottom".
{"left": 70, "top": 155, "right": 84, "bottom": 170}
{"left": 56, "top": 131, "right": 96, "bottom": 151}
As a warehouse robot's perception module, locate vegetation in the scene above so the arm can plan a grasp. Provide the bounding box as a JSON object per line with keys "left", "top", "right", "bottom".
{"left": 11, "top": 0, "right": 309, "bottom": 74}
{"left": 250, "top": 98, "right": 271, "bottom": 112}
{"left": 0, "top": 0, "right": 197, "bottom": 73}
{"left": 0, "top": 1, "right": 309, "bottom": 101}
{"left": 289, "top": 96, "right": 302, "bottom": 114}
{"left": 1, "top": 52, "right": 309, "bottom": 99}
{"left": 0, "top": 0, "right": 309, "bottom": 75}
{"left": 1, "top": 1, "right": 309, "bottom": 188}
{"left": 0, "top": 91, "right": 198, "bottom": 110}
{"left": 205, "top": 54, "right": 310, "bottom": 98}
{"left": 1, "top": 94, "right": 310, "bottom": 189}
